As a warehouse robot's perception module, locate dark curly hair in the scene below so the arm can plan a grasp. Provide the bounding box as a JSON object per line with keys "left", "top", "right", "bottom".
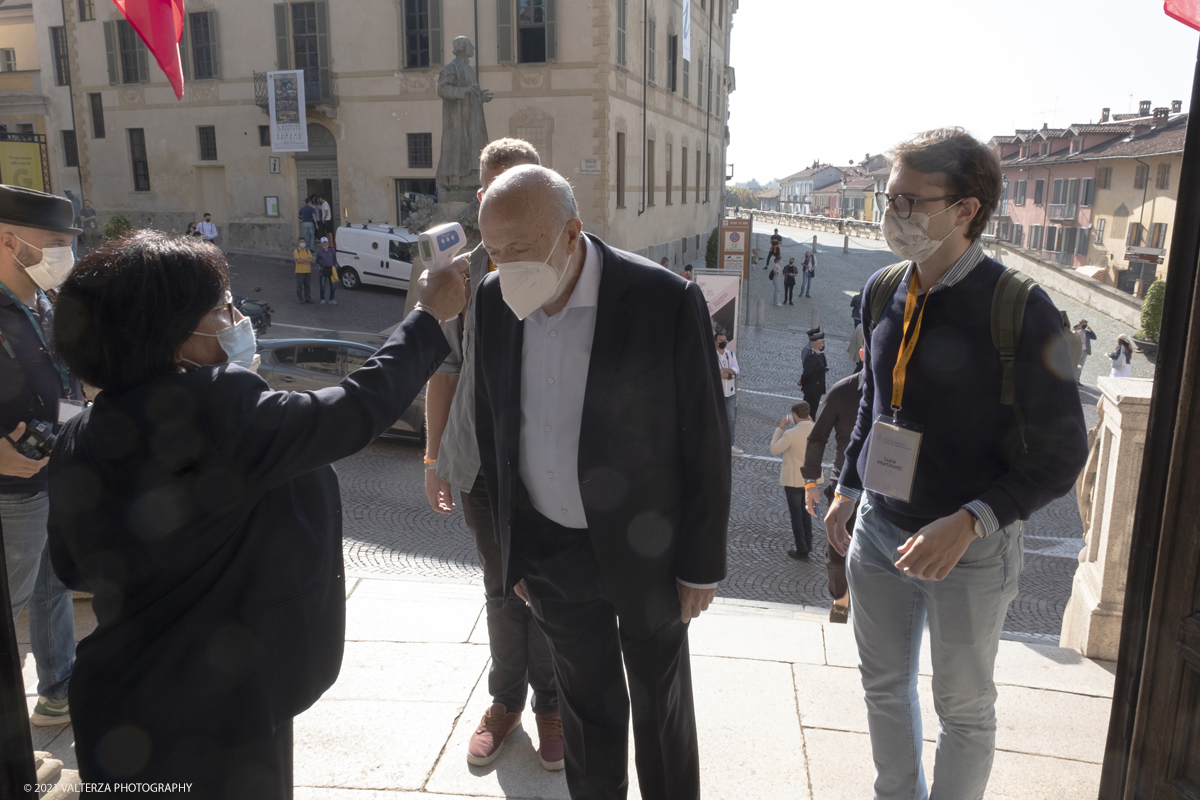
{"left": 891, "top": 127, "right": 1002, "bottom": 241}
{"left": 54, "top": 230, "right": 229, "bottom": 392}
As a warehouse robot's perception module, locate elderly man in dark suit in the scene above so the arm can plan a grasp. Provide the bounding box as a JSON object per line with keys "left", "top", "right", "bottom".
{"left": 474, "top": 164, "right": 730, "bottom": 800}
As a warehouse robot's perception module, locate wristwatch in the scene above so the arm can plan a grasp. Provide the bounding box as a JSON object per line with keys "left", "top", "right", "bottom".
{"left": 965, "top": 507, "right": 987, "bottom": 538}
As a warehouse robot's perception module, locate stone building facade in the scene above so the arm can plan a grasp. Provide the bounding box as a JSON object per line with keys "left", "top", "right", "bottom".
{"left": 12, "top": 0, "right": 737, "bottom": 265}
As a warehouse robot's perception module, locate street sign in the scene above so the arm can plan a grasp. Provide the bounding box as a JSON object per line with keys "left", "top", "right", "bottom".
{"left": 581, "top": 158, "right": 601, "bottom": 174}
{"left": 268, "top": 156, "right": 280, "bottom": 174}
{"left": 1128, "top": 246, "right": 1166, "bottom": 257}
{"left": 718, "top": 217, "right": 752, "bottom": 279}
{"left": 1125, "top": 254, "right": 1165, "bottom": 264}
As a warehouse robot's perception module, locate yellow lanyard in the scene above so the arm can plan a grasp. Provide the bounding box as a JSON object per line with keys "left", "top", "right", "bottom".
{"left": 890, "top": 271, "right": 928, "bottom": 415}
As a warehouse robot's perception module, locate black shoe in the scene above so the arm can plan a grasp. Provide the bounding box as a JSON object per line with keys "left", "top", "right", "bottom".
{"left": 787, "top": 549, "right": 810, "bottom": 562}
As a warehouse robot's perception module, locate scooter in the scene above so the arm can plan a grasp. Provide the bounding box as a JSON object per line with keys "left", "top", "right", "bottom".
{"left": 234, "top": 290, "right": 272, "bottom": 337}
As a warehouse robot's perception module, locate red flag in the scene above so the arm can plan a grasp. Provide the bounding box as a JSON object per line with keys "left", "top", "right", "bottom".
{"left": 1166, "top": 0, "right": 1200, "bottom": 30}
{"left": 114, "top": 0, "right": 186, "bottom": 99}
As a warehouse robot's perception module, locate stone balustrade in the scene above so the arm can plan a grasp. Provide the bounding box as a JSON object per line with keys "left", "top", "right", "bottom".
{"left": 727, "top": 208, "right": 885, "bottom": 241}
{"left": 1060, "top": 377, "right": 1154, "bottom": 660}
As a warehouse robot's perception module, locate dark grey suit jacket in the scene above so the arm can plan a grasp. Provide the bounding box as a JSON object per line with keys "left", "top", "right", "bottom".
{"left": 474, "top": 236, "right": 730, "bottom": 637}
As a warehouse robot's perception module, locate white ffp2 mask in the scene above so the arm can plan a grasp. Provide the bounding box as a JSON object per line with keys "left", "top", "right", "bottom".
{"left": 13, "top": 236, "right": 75, "bottom": 290}
{"left": 186, "top": 317, "right": 258, "bottom": 370}
{"left": 495, "top": 228, "right": 572, "bottom": 320}
{"left": 881, "top": 200, "right": 962, "bottom": 264}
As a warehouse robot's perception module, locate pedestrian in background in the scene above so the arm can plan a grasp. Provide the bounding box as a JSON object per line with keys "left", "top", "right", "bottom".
{"left": 48, "top": 229, "right": 465, "bottom": 796}
{"left": 847, "top": 324, "right": 865, "bottom": 374}
{"left": 293, "top": 236, "right": 313, "bottom": 304}
{"left": 682, "top": 264, "right": 695, "bottom": 282}
{"left": 1062, "top": 312, "right": 1082, "bottom": 384}
{"left": 185, "top": 222, "right": 198, "bottom": 237}
{"left": 801, "top": 251, "right": 816, "bottom": 297}
{"left": 771, "top": 401, "right": 814, "bottom": 561}
{"left": 79, "top": 199, "right": 98, "bottom": 249}
{"left": 850, "top": 291, "right": 863, "bottom": 328}
{"left": 717, "top": 331, "right": 741, "bottom": 454}
{"left": 315, "top": 236, "right": 338, "bottom": 305}
{"left": 798, "top": 329, "right": 827, "bottom": 412}
{"left": 660, "top": 256, "right": 671, "bottom": 270}
{"left": 317, "top": 195, "right": 333, "bottom": 240}
{"left": 802, "top": 358, "right": 865, "bottom": 623}
{"left": 1109, "top": 335, "right": 1133, "bottom": 377}
{"left": 771, "top": 257, "right": 784, "bottom": 306}
{"left": 782, "top": 257, "right": 799, "bottom": 305}
{"left": 299, "top": 197, "right": 317, "bottom": 245}
{"left": 767, "top": 228, "right": 783, "bottom": 268}
{"left": 1074, "top": 319, "right": 1096, "bottom": 382}
{"left": 0, "top": 186, "right": 83, "bottom": 729}
{"left": 196, "top": 212, "right": 218, "bottom": 243}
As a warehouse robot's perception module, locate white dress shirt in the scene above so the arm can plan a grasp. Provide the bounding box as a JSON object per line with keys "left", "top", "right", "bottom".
{"left": 717, "top": 349, "right": 738, "bottom": 397}
{"left": 197, "top": 220, "right": 218, "bottom": 239}
{"left": 319, "top": 200, "right": 331, "bottom": 222}
{"left": 518, "top": 234, "right": 602, "bottom": 530}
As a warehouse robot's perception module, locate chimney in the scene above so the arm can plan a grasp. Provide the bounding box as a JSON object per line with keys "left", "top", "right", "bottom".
{"left": 1139, "top": 100, "right": 1152, "bottom": 116}
{"left": 1172, "top": 100, "right": 1183, "bottom": 113}
{"left": 1100, "top": 107, "right": 1110, "bottom": 123}
{"left": 1153, "top": 107, "right": 1170, "bottom": 127}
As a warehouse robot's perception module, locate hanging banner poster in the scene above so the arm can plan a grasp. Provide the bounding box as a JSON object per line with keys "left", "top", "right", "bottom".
{"left": 267, "top": 70, "right": 308, "bottom": 153}
{"left": 694, "top": 269, "right": 741, "bottom": 352}
{"left": 0, "top": 141, "right": 45, "bottom": 191}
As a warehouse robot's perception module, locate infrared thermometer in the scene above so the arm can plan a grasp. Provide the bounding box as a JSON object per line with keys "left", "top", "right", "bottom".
{"left": 417, "top": 222, "right": 466, "bottom": 271}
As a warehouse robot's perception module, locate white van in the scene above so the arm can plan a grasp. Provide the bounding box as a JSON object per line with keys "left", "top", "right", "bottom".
{"left": 334, "top": 222, "right": 419, "bottom": 291}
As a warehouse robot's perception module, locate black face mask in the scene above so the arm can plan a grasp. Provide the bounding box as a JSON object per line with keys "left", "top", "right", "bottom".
{"left": 717, "top": 341, "right": 727, "bottom": 350}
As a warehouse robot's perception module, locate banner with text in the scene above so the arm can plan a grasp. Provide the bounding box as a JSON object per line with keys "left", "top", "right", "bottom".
{"left": 0, "top": 141, "right": 45, "bottom": 192}
{"left": 694, "top": 270, "right": 741, "bottom": 353}
{"left": 719, "top": 217, "right": 752, "bottom": 279}
{"left": 268, "top": 70, "right": 309, "bottom": 153}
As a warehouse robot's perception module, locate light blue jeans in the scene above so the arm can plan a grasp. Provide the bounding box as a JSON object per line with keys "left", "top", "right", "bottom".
{"left": 846, "top": 495, "right": 1022, "bottom": 800}
{"left": 801, "top": 272, "right": 813, "bottom": 296}
{"left": 1, "top": 491, "right": 75, "bottom": 701}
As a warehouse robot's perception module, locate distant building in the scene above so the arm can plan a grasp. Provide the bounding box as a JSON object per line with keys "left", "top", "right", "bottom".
{"left": 4, "top": 0, "right": 738, "bottom": 263}
{"left": 778, "top": 162, "right": 842, "bottom": 215}
{"left": 754, "top": 186, "right": 780, "bottom": 212}
{"left": 990, "top": 100, "right": 1184, "bottom": 296}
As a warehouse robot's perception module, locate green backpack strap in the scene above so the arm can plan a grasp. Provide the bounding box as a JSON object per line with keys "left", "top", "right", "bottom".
{"left": 991, "top": 268, "right": 1037, "bottom": 451}
{"left": 867, "top": 261, "right": 912, "bottom": 335}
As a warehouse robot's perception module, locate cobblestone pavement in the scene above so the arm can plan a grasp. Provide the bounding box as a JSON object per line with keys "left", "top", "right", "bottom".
{"left": 333, "top": 225, "right": 1154, "bottom": 641}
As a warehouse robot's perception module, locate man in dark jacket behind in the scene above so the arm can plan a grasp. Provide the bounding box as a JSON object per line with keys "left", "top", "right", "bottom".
{"left": 798, "top": 329, "right": 828, "bottom": 412}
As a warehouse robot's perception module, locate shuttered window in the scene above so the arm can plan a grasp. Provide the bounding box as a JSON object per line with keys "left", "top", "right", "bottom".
{"left": 616, "top": 132, "right": 626, "bottom": 208}
{"left": 50, "top": 27, "right": 69, "bottom": 86}
{"left": 62, "top": 131, "right": 79, "bottom": 168}
{"left": 647, "top": 18, "right": 655, "bottom": 84}
{"left": 129, "top": 128, "right": 150, "bottom": 191}
{"left": 89, "top": 93, "right": 104, "bottom": 138}
{"left": 403, "top": 0, "right": 442, "bottom": 68}
{"left": 188, "top": 11, "right": 220, "bottom": 80}
{"left": 104, "top": 20, "right": 150, "bottom": 84}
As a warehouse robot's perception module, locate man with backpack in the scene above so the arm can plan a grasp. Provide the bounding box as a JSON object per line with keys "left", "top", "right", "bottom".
{"left": 824, "top": 128, "right": 1087, "bottom": 800}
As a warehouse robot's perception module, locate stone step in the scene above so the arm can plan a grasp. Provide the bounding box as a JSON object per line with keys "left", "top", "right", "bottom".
{"left": 42, "top": 768, "right": 81, "bottom": 800}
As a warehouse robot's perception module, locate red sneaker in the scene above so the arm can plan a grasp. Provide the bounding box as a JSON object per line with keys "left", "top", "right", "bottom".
{"left": 536, "top": 712, "right": 565, "bottom": 771}
{"left": 467, "top": 703, "right": 521, "bottom": 766}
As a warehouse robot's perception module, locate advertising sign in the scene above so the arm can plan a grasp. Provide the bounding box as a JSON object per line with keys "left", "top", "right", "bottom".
{"left": 267, "top": 70, "right": 308, "bottom": 153}
{"left": 0, "top": 141, "right": 45, "bottom": 191}
{"left": 718, "top": 217, "right": 752, "bottom": 279}
{"left": 694, "top": 270, "right": 741, "bottom": 352}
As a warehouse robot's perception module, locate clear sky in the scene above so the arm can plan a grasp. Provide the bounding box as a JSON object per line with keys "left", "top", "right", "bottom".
{"left": 726, "top": 0, "right": 1200, "bottom": 185}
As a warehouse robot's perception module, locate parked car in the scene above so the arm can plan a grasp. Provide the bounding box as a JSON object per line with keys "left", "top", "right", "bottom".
{"left": 334, "top": 222, "right": 419, "bottom": 292}
{"left": 255, "top": 334, "right": 425, "bottom": 443}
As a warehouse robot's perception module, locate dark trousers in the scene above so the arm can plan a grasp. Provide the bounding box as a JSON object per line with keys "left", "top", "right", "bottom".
{"left": 295, "top": 272, "right": 310, "bottom": 302}
{"left": 803, "top": 392, "right": 824, "bottom": 416}
{"left": 460, "top": 474, "right": 557, "bottom": 715}
{"left": 823, "top": 484, "right": 854, "bottom": 600}
{"left": 784, "top": 486, "right": 813, "bottom": 555}
{"left": 766, "top": 246, "right": 780, "bottom": 268}
{"left": 783, "top": 279, "right": 795, "bottom": 304}
{"left": 513, "top": 486, "right": 700, "bottom": 800}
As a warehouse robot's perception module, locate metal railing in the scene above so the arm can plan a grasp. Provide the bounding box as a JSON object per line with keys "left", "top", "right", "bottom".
{"left": 726, "top": 207, "right": 885, "bottom": 241}
{"left": 1047, "top": 203, "right": 1078, "bottom": 220}
{"left": 995, "top": 201, "right": 1009, "bottom": 217}
{"left": 254, "top": 68, "right": 339, "bottom": 111}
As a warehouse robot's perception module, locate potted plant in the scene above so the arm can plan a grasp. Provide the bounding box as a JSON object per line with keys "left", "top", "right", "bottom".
{"left": 103, "top": 213, "right": 133, "bottom": 241}
{"left": 1132, "top": 279, "right": 1165, "bottom": 357}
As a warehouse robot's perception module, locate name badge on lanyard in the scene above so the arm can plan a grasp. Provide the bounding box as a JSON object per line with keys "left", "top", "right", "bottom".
{"left": 863, "top": 266, "right": 927, "bottom": 503}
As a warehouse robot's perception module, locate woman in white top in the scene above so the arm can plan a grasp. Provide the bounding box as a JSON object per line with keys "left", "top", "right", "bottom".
{"left": 771, "top": 258, "right": 784, "bottom": 306}
{"left": 1108, "top": 335, "right": 1134, "bottom": 378}
{"left": 770, "top": 401, "right": 815, "bottom": 561}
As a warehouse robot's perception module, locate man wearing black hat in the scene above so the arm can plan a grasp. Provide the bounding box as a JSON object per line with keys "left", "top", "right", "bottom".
{"left": 0, "top": 185, "right": 83, "bottom": 728}
{"left": 798, "top": 328, "right": 828, "bottom": 413}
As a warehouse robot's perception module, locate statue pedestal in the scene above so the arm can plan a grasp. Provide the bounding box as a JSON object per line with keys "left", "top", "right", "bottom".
{"left": 438, "top": 201, "right": 470, "bottom": 224}
{"left": 438, "top": 187, "right": 480, "bottom": 205}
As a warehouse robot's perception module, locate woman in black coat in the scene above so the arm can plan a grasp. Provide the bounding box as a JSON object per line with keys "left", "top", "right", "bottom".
{"left": 46, "top": 231, "right": 463, "bottom": 798}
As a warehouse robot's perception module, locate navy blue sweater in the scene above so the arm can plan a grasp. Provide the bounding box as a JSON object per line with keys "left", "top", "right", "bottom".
{"left": 839, "top": 255, "right": 1087, "bottom": 533}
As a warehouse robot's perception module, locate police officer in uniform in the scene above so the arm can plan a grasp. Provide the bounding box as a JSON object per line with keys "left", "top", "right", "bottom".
{"left": 0, "top": 185, "right": 83, "bottom": 727}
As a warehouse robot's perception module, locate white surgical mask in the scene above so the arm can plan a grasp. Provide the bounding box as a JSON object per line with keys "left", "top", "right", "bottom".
{"left": 13, "top": 236, "right": 75, "bottom": 291}
{"left": 495, "top": 227, "right": 572, "bottom": 320}
{"left": 184, "top": 317, "right": 257, "bottom": 370}
{"left": 881, "top": 200, "right": 963, "bottom": 264}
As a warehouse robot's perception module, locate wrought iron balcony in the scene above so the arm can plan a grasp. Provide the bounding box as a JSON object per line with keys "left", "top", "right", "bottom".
{"left": 254, "top": 68, "right": 339, "bottom": 112}
{"left": 1047, "top": 203, "right": 1078, "bottom": 221}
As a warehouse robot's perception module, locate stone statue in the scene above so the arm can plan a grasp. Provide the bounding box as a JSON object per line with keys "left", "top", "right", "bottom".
{"left": 436, "top": 36, "right": 493, "bottom": 202}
